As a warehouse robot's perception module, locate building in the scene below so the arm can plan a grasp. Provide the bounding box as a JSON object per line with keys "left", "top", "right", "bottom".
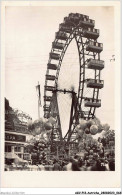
{"left": 5, "top": 98, "right": 33, "bottom": 164}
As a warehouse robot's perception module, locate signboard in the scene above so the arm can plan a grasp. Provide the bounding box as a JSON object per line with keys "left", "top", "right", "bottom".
{"left": 14, "top": 124, "right": 28, "bottom": 132}
{"left": 5, "top": 133, "right": 26, "bottom": 142}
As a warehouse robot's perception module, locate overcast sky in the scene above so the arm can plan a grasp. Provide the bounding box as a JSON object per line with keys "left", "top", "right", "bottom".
{"left": 5, "top": 6, "right": 115, "bottom": 136}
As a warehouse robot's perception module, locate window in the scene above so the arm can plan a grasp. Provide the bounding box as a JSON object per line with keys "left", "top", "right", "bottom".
{"left": 5, "top": 145, "right": 11, "bottom": 152}
{"left": 14, "top": 146, "right": 21, "bottom": 152}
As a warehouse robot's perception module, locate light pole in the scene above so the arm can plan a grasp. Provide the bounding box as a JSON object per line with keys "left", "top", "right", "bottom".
{"left": 36, "top": 81, "right": 41, "bottom": 119}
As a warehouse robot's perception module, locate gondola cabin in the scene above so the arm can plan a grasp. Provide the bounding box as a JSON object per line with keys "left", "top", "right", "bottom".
{"left": 47, "top": 63, "right": 57, "bottom": 70}
{"left": 50, "top": 53, "right": 60, "bottom": 60}
{"left": 80, "top": 18, "right": 95, "bottom": 28}
{"left": 68, "top": 14, "right": 80, "bottom": 23}
{"left": 43, "top": 106, "right": 50, "bottom": 112}
{"left": 52, "top": 42, "right": 64, "bottom": 50}
{"left": 59, "top": 23, "right": 72, "bottom": 33}
{"left": 44, "top": 96, "right": 52, "bottom": 102}
{"left": 86, "top": 79, "right": 104, "bottom": 89}
{"left": 83, "top": 28, "right": 99, "bottom": 39}
{"left": 55, "top": 31, "right": 68, "bottom": 40}
{"left": 87, "top": 59, "right": 104, "bottom": 70}
{"left": 69, "top": 13, "right": 80, "bottom": 19}
{"left": 69, "top": 13, "right": 89, "bottom": 20}
{"left": 84, "top": 98, "right": 101, "bottom": 107}
{"left": 46, "top": 75, "right": 55, "bottom": 81}
{"left": 45, "top": 86, "right": 55, "bottom": 91}
{"left": 64, "top": 17, "right": 76, "bottom": 26}
{"left": 86, "top": 41, "right": 103, "bottom": 53}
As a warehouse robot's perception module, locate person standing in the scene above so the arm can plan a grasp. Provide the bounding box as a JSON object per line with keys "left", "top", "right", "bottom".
{"left": 53, "top": 160, "right": 61, "bottom": 171}
{"left": 65, "top": 158, "right": 73, "bottom": 171}
{"left": 38, "top": 163, "right": 45, "bottom": 171}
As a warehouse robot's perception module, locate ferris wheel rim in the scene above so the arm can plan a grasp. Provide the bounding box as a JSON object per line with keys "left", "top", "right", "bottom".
{"left": 44, "top": 13, "right": 104, "bottom": 142}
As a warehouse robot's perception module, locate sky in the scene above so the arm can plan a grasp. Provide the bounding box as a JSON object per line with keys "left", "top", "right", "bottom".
{"left": 5, "top": 6, "right": 115, "bottom": 137}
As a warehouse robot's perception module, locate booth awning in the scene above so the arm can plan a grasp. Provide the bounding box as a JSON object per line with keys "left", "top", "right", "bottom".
{"left": 5, "top": 152, "right": 20, "bottom": 159}
{"left": 5, "top": 152, "right": 28, "bottom": 164}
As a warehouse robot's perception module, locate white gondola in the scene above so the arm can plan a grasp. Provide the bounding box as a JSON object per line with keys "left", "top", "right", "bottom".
{"left": 87, "top": 59, "right": 104, "bottom": 70}
{"left": 86, "top": 79, "right": 104, "bottom": 89}
{"left": 86, "top": 41, "right": 103, "bottom": 53}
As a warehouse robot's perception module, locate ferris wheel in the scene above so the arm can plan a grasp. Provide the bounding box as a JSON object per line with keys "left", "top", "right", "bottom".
{"left": 44, "top": 13, "right": 104, "bottom": 144}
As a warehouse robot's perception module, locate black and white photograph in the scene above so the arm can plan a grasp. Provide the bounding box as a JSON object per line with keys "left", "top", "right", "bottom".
{"left": 1, "top": 1, "right": 121, "bottom": 189}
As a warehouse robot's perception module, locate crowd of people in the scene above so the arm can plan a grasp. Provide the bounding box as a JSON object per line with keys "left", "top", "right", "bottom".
{"left": 32, "top": 153, "right": 115, "bottom": 171}
{"left": 5, "top": 152, "right": 115, "bottom": 171}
